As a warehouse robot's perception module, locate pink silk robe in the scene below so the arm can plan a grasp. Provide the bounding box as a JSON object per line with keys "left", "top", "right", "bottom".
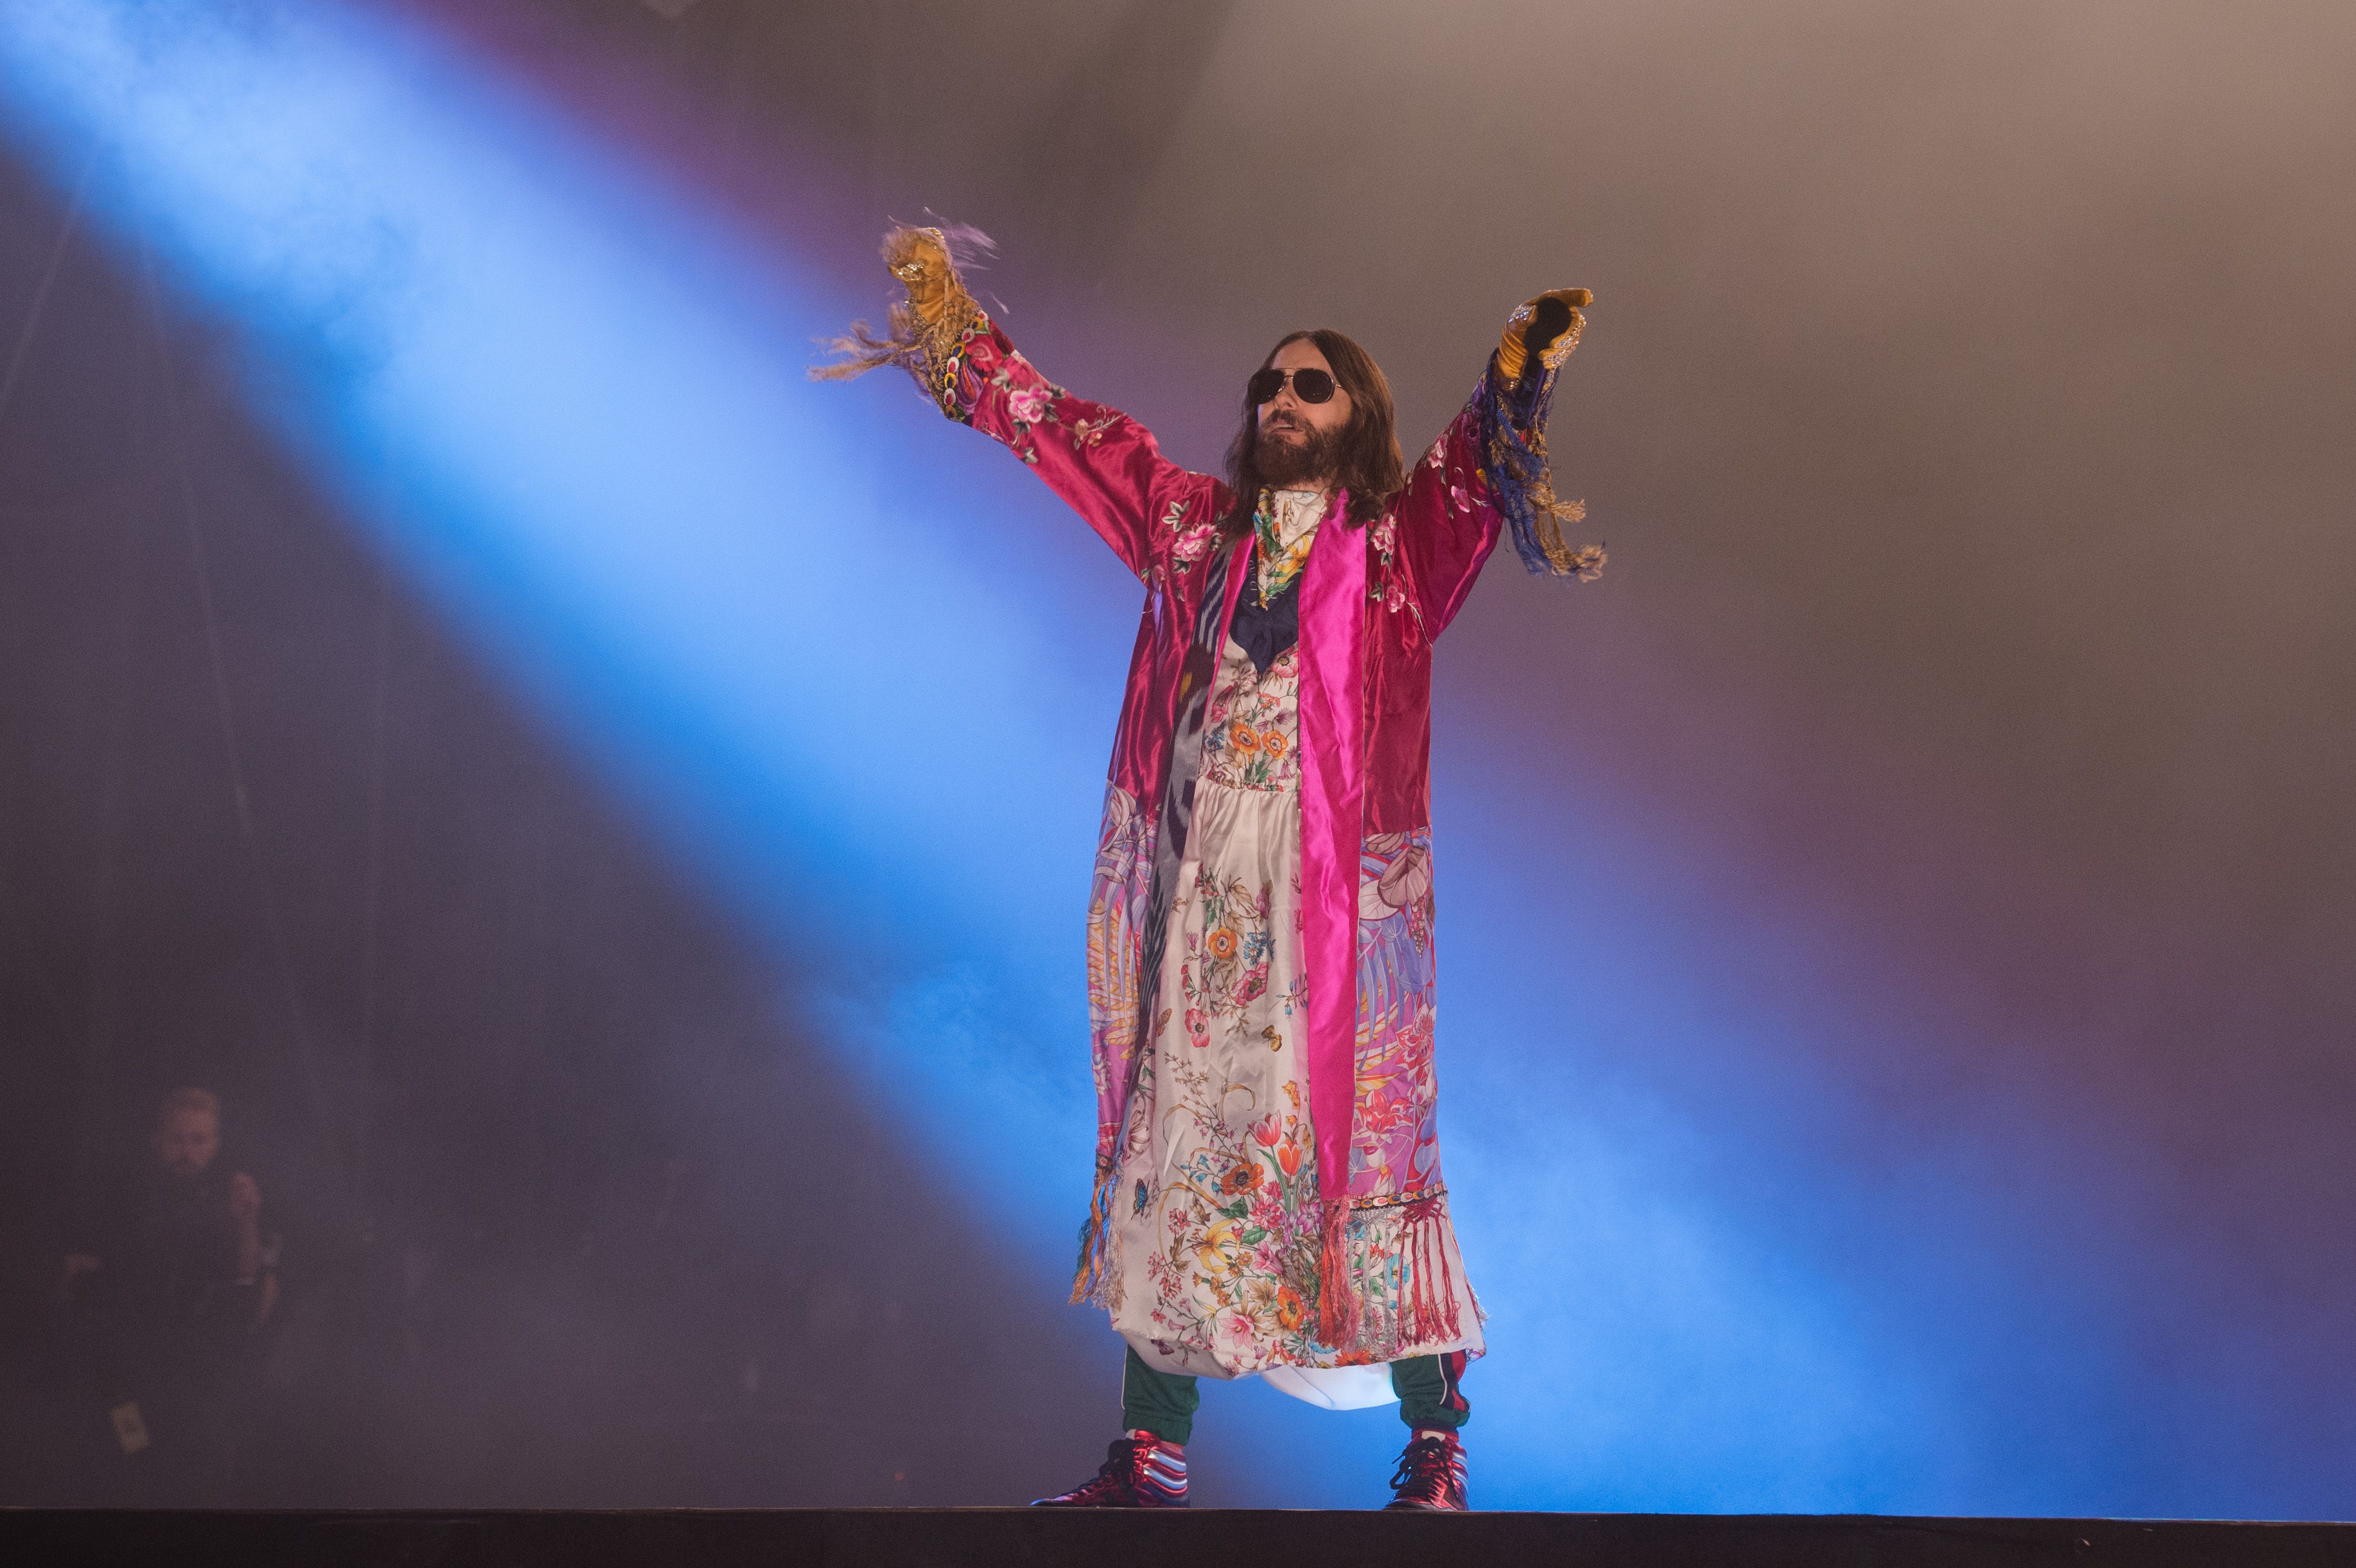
{"left": 923, "top": 312, "right": 1529, "bottom": 1367}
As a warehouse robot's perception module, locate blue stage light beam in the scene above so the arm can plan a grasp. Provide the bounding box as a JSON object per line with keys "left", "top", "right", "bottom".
{"left": 0, "top": 0, "right": 1132, "bottom": 1217}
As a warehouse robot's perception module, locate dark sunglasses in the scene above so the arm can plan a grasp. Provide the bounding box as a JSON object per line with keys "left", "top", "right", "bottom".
{"left": 1248, "top": 366, "right": 1337, "bottom": 406}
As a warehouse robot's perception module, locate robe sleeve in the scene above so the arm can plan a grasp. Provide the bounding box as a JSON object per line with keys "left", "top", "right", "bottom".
{"left": 928, "top": 313, "right": 1228, "bottom": 584}
{"left": 1389, "top": 388, "right": 1506, "bottom": 640}
{"left": 1385, "top": 333, "right": 1603, "bottom": 638}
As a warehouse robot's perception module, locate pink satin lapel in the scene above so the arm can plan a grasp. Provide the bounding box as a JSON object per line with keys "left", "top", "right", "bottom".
{"left": 1295, "top": 493, "right": 1365, "bottom": 1207}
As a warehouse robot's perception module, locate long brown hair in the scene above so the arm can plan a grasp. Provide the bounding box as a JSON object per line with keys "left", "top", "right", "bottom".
{"left": 1221, "top": 328, "right": 1405, "bottom": 538}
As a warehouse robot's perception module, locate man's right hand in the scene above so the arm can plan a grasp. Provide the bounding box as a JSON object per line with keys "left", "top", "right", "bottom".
{"left": 887, "top": 227, "right": 959, "bottom": 329}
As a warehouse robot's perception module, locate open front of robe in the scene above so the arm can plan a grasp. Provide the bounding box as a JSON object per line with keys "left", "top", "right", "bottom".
{"left": 910, "top": 310, "right": 1564, "bottom": 1379}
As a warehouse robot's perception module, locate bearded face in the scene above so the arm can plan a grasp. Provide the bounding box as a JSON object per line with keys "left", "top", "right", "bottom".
{"left": 1223, "top": 331, "right": 1404, "bottom": 534}
{"left": 1251, "top": 338, "right": 1355, "bottom": 491}
{"left": 1254, "top": 418, "right": 1343, "bottom": 488}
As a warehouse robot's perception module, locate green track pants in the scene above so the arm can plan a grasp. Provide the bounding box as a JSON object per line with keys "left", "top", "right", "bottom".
{"left": 1120, "top": 1345, "right": 1470, "bottom": 1445}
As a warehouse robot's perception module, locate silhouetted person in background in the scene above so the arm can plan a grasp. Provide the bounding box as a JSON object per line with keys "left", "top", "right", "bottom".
{"left": 57, "top": 1087, "right": 279, "bottom": 1499}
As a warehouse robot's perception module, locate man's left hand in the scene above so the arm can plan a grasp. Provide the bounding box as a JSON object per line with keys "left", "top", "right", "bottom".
{"left": 1497, "top": 287, "right": 1593, "bottom": 388}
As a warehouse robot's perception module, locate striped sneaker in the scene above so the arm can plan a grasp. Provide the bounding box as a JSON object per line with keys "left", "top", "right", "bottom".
{"left": 1384, "top": 1431, "right": 1468, "bottom": 1511}
{"left": 1032, "top": 1431, "right": 1189, "bottom": 1508}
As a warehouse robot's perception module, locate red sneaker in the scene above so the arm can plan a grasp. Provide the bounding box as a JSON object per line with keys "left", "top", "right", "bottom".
{"left": 1384, "top": 1431, "right": 1468, "bottom": 1511}
{"left": 1032, "top": 1432, "right": 1189, "bottom": 1508}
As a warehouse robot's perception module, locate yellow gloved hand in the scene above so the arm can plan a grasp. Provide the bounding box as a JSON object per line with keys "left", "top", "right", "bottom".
{"left": 1495, "top": 287, "right": 1593, "bottom": 386}
{"left": 884, "top": 226, "right": 960, "bottom": 331}
{"left": 812, "top": 220, "right": 988, "bottom": 392}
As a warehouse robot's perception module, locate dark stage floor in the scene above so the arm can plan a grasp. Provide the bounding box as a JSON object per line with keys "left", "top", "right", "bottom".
{"left": 6, "top": 1509, "right": 2353, "bottom": 1566}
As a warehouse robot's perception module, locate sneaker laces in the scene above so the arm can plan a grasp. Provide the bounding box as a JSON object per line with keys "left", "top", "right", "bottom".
{"left": 1108, "top": 1436, "right": 1155, "bottom": 1488}
{"left": 1390, "top": 1434, "right": 1463, "bottom": 1504}
{"left": 1076, "top": 1435, "right": 1178, "bottom": 1502}
{"left": 1035, "top": 1432, "right": 1189, "bottom": 1508}
{"left": 1063, "top": 1438, "right": 1148, "bottom": 1502}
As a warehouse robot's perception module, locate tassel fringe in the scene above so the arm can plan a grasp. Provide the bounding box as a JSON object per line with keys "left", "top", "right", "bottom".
{"left": 1069, "top": 1160, "right": 1121, "bottom": 1307}
{"left": 1076, "top": 1177, "right": 1472, "bottom": 1355}
{"left": 1401, "top": 1194, "right": 1464, "bottom": 1345}
{"left": 1315, "top": 1200, "right": 1364, "bottom": 1349}
{"left": 1312, "top": 1190, "right": 1468, "bottom": 1359}
{"left": 1485, "top": 298, "right": 1607, "bottom": 581}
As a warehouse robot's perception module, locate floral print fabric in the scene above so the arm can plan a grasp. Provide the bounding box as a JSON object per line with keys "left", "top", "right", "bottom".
{"left": 1252, "top": 487, "right": 1325, "bottom": 607}
{"left": 1085, "top": 784, "right": 1156, "bottom": 1162}
{"left": 1353, "top": 830, "right": 1441, "bottom": 1196}
{"left": 1201, "top": 643, "right": 1301, "bottom": 793}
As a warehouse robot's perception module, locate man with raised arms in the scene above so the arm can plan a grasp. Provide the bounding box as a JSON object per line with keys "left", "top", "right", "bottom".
{"left": 820, "top": 226, "right": 1600, "bottom": 1510}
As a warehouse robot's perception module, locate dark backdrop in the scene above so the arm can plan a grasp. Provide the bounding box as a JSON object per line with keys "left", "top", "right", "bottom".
{"left": 3, "top": 0, "right": 2352, "bottom": 1513}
